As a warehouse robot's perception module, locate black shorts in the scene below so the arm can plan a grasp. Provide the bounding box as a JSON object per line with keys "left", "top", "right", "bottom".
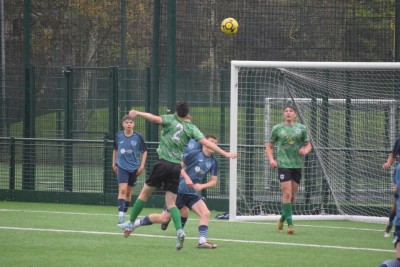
{"left": 145, "top": 159, "right": 182, "bottom": 194}
{"left": 278, "top": 168, "right": 302, "bottom": 184}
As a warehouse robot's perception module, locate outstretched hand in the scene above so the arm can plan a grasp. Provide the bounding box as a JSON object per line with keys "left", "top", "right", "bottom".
{"left": 226, "top": 152, "right": 237, "bottom": 159}
{"left": 383, "top": 162, "right": 391, "bottom": 169}
{"left": 129, "top": 109, "right": 138, "bottom": 118}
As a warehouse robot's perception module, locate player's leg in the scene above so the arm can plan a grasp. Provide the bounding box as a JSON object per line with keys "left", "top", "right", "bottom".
{"left": 286, "top": 179, "right": 299, "bottom": 234}
{"left": 286, "top": 169, "right": 301, "bottom": 234}
{"left": 117, "top": 183, "right": 155, "bottom": 237}
{"left": 130, "top": 183, "right": 155, "bottom": 221}
{"left": 123, "top": 160, "right": 164, "bottom": 228}
{"left": 165, "top": 191, "right": 186, "bottom": 250}
{"left": 191, "top": 198, "right": 217, "bottom": 249}
{"left": 117, "top": 183, "right": 128, "bottom": 223}
{"left": 159, "top": 206, "right": 171, "bottom": 230}
{"left": 123, "top": 171, "right": 137, "bottom": 223}
{"left": 278, "top": 177, "right": 292, "bottom": 232}
{"left": 179, "top": 206, "right": 189, "bottom": 229}
{"left": 132, "top": 210, "right": 171, "bottom": 229}
{"left": 116, "top": 167, "right": 129, "bottom": 223}
{"left": 161, "top": 196, "right": 189, "bottom": 231}
{"left": 123, "top": 184, "right": 133, "bottom": 218}
{"left": 165, "top": 191, "right": 181, "bottom": 229}
{"left": 385, "top": 191, "right": 398, "bottom": 237}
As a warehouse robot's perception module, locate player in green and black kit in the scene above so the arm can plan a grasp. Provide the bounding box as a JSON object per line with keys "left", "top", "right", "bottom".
{"left": 118, "top": 101, "right": 237, "bottom": 250}
{"left": 266, "top": 105, "right": 311, "bottom": 235}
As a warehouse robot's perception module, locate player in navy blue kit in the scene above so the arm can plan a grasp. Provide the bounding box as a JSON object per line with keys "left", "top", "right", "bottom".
{"left": 128, "top": 135, "right": 220, "bottom": 249}
{"left": 383, "top": 138, "right": 400, "bottom": 237}
{"left": 112, "top": 115, "right": 147, "bottom": 224}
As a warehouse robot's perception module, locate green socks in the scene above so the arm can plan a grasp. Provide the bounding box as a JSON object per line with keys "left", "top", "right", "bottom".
{"left": 169, "top": 207, "right": 183, "bottom": 230}
{"left": 129, "top": 199, "right": 146, "bottom": 222}
{"left": 282, "top": 203, "right": 293, "bottom": 225}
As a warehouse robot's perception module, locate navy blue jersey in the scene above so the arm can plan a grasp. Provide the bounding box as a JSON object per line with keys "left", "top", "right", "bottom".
{"left": 392, "top": 138, "right": 400, "bottom": 158}
{"left": 391, "top": 138, "right": 400, "bottom": 184}
{"left": 178, "top": 140, "right": 218, "bottom": 195}
{"left": 114, "top": 131, "right": 147, "bottom": 172}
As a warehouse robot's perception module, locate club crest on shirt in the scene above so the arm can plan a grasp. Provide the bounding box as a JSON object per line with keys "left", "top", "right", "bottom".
{"left": 131, "top": 141, "right": 137, "bottom": 146}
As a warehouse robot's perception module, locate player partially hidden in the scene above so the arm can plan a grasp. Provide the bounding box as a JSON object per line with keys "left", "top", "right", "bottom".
{"left": 383, "top": 137, "right": 400, "bottom": 237}
{"left": 117, "top": 101, "right": 237, "bottom": 250}
{"left": 128, "top": 136, "right": 220, "bottom": 249}
{"left": 112, "top": 115, "right": 147, "bottom": 224}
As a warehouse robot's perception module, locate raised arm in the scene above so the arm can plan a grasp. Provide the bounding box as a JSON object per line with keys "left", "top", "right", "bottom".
{"left": 198, "top": 138, "right": 237, "bottom": 159}
{"left": 129, "top": 110, "right": 162, "bottom": 124}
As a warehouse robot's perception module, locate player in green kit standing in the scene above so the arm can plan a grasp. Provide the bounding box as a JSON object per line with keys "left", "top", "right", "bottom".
{"left": 266, "top": 105, "right": 311, "bottom": 234}
{"left": 118, "top": 101, "right": 237, "bottom": 250}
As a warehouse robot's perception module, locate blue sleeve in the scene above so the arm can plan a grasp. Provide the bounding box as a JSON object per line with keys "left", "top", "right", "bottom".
{"left": 393, "top": 138, "right": 400, "bottom": 157}
{"left": 183, "top": 140, "right": 201, "bottom": 159}
{"left": 137, "top": 133, "right": 147, "bottom": 152}
{"left": 210, "top": 158, "right": 219, "bottom": 176}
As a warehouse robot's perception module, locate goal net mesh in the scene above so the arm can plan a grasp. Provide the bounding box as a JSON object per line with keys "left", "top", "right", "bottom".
{"left": 229, "top": 62, "right": 399, "bottom": 222}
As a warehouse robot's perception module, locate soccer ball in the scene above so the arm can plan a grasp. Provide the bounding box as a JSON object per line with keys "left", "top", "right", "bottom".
{"left": 221, "top": 17, "right": 238, "bottom": 35}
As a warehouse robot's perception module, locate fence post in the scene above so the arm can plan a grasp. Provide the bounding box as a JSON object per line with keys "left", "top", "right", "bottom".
{"left": 22, "top": 65, "right": 35, "bottom": 190}
{"left": 219, "top": 70, "right": 227, "bottom": 195}
{"left": 9, "top": 137, "right": 15, "bottom": 191}
{"left": 167, "top": 0, "right": 176, "bottom": 113}
{"left": 63, "top": 66, "right": 73, "bottom": 192}
{"left": 109, "top": 66, "right": 118, "bottom": 138}
{"left": 103, "top": 67, "right": 119, "bottom": 194}
{"left": 103, "top": 137, "right": 114, "bottom": 194}
{"left": 150, "top": 0, "right": 161, "bottom": 142}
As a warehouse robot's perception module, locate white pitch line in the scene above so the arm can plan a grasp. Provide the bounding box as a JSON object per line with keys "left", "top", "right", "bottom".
{"left": 0, "top": 226, "right": 394, "bottom": 253}
{"left": 0, "top": 208, "right": 387, "bottom": 232}
{"left": 0, "top": 208, "right": 112, "bottom": 216}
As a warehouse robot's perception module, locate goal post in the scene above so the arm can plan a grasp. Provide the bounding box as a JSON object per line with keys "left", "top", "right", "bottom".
{"left": 229, "top": 61, "right": 400, "bottom": 223}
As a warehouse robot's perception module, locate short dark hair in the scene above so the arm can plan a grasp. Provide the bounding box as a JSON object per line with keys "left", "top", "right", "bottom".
{"left": 122, "top": 115, "right": 134, "bottom": 122}
{"left": 176, "top": 101, "right": 189, "bottom": 118}
{"left": 283, "top": 105, "right": 297, "bottom": 113}
{"left": 205, "top": 134, "right": 218, "bottom": 141}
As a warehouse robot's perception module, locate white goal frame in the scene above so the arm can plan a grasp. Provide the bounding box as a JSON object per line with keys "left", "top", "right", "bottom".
{"left": 229, "top": 61, "right": 400, "bottom": 223}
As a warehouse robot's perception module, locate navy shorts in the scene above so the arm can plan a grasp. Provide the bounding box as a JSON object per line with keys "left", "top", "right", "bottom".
{"left": 176, "top": 193, "right": 203, "bottom": 210}
{"left": 145, "top": 159, "right": 181, "bottom": 194}
{"left": 117, "top": 167, "right": 138, "bottom": 186}
{"left": 278, "top": 168, "right": 302, "bottom": 184}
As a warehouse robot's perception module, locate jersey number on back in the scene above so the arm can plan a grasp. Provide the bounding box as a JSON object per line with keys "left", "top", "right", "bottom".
{"left": 172, "top": 123, "right": 184, "bottom": 141}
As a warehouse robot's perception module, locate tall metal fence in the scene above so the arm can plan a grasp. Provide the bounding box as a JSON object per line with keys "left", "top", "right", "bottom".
{"left": 0, "top": 0, "right": 399, "bottom": 207}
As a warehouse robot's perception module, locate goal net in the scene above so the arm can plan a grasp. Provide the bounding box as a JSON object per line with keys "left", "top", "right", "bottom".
{"left": 229, "top": 61, "right": 400, "bottom": 223}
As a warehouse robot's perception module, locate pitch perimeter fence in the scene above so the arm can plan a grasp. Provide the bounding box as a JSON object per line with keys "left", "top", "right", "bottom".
{"left": 0, "top": 137, "right": 231, "bottom": 209}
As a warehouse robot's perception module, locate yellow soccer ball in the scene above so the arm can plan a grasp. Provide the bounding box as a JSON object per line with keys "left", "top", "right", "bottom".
{"left": 221, "top": 17, "right": 238, "bottom": 35}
